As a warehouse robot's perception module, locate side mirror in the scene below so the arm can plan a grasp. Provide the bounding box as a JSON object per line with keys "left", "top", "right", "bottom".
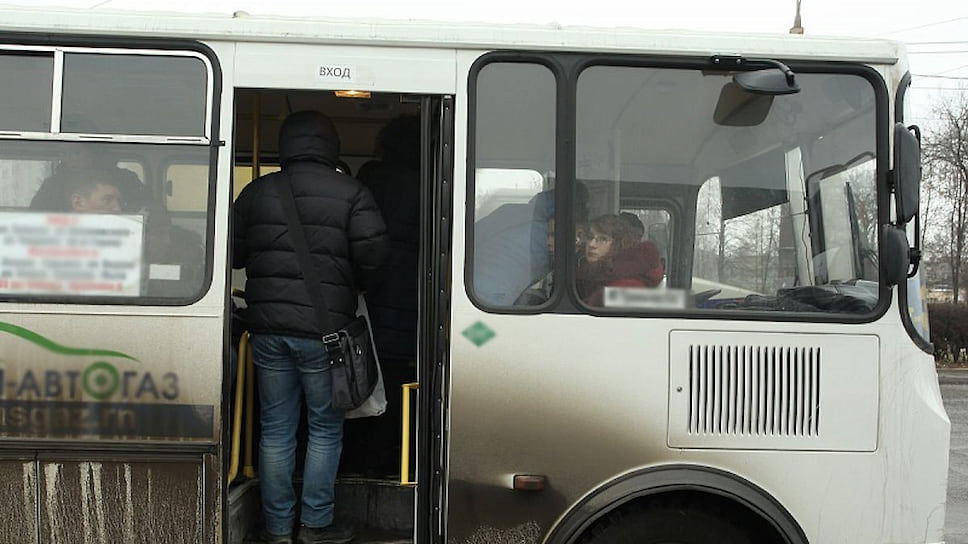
{"left": 894, "top": 123, "right": 921, "bottom": 224}
{"left": 881, "top": 225, "right": 910, "bottom": 287}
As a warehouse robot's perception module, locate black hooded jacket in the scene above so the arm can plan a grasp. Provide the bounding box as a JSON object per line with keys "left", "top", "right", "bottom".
{"left": 357, "top": 115, "right": 421, "bottom": 360}
{"left": 233, "top": 111, "right": 389, "bottom": 337}
{"left": 358, "top": 158, "right": 420, "bottom": 360}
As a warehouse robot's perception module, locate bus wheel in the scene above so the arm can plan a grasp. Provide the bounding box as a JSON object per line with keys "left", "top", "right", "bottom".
{"left": 580, "top": 501, "right": 754, "bottom": 544}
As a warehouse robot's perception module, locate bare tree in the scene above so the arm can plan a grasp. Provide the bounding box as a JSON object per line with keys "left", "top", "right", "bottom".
{"left": 922, "top": 93, "right": 968, "bottom": 303}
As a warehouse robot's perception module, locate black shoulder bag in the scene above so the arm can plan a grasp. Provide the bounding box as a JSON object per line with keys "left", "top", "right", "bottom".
{"left": 277, "top": 172, "right": 379, "bottom": 410}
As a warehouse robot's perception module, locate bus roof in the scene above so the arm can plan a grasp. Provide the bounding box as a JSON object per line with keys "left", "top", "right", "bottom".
{"left": 0, "top": 4, "right": 904, "bottom": 65}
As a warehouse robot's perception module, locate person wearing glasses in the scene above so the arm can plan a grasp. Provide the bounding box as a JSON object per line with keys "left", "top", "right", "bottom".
{"left": 576, "top": 213, "right": 663, "bottom": 306}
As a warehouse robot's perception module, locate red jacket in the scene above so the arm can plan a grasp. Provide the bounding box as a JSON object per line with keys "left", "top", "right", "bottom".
{"left": 576, "top": 241, "right": 663, "bottom": 305}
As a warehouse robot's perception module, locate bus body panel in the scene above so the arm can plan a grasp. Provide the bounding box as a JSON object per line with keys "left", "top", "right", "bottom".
{"left": 444, "top": 45, "right": 946, "bottom": 543}
{"left": 0, "top": 6, "right": 904, "bottom": 64}
{"left": 0, "top": 313, "right": 221, "bottom": 441}
{"left": 0, "top": 8, "right": 948, "bottom": 544}
{"left": 446, "top": 299, "right": 949, "bottom": 543}
{"left": 36, "top": 455, "right": 217, "bottom": 544}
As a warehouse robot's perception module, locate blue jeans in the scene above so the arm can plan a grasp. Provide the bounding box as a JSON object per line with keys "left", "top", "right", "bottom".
{"left": 251, "top": 334, "right": 344, "bottom": 536}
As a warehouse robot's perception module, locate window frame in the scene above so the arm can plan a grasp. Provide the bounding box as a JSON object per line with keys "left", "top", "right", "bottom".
{"left": 0, "top": 34, "right": 221, "bottom": 306}
{"left": 0, "top": 43, "right": 214, "bottom": 144}
{"left": 467, "top": 52, "right": 892, "bottom": 323}
{"left": 895, "top": 70, "right": 933, "bottom": 353}
{"left": 465, "top": 53, "right": 570, "bottom": 314}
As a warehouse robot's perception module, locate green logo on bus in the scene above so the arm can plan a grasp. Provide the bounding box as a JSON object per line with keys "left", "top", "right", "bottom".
{"left": 0, "top": 322, "right": 136, "bottom": 361}
{"left": 82, "top": 361, "right": 121, "bottom": 400}
{"left": 462, "top": 321, "right": 496, "bottom": 347}
{"left": 0, "top": 321, "right": 184, "bottom": 402}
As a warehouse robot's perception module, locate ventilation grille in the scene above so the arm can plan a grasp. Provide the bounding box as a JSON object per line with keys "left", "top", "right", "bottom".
{"left": 687, "top": 345, "right": 820, "bottom": 437}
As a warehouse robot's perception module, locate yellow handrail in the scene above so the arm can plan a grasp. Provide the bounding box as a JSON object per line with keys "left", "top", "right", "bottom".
{"left": 400, "top": 382, "right": 419, "bottom": 487}
{"left": 227, "top": 332, "right": 249, "bottom": 484}
{"left": 243, "top": 340, "right": 257, "bottom": 478}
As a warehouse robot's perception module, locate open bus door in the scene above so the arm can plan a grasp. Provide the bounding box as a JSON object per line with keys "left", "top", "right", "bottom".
{"left": 226, "top": 91, "right": 453, "bottom": 544}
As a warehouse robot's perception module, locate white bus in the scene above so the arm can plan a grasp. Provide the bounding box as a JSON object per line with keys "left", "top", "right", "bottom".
{"left": 0, "top": 5, "right": 948, "bottom": 544}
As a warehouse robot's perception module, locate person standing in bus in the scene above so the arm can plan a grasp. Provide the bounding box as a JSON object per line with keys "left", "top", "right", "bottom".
{"left": 342, "top": 114, "right": 420, "bottom": 478}
{"left": 575, "top": 213, "right": 663, "bottom": 306}
{"left": 233, "top": 110, "right": 389, "bottom": 544}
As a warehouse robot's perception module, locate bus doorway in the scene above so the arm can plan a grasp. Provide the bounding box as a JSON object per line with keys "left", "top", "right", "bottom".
{"left": 227, "top": 89, "right": 452, "bottom": 544}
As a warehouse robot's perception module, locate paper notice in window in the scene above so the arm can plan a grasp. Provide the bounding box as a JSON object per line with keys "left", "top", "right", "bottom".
{"left": 0, "top": 212, "right": 144, "bottom": 296}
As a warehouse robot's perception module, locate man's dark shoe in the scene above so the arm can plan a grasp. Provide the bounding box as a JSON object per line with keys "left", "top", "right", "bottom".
{"left": 296, "top": 522, "right": 355, "bottom": 544}
{"left": 258, "top": 529, "right": 293, "bottom": 544}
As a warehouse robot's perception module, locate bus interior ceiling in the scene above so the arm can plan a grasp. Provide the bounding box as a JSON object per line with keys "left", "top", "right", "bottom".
{"left": 233, "top": 89, "right": 421, "bottom": 175}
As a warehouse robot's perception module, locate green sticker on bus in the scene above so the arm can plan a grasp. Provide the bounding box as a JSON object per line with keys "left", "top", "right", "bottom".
{"left": 462, "top": 321, "right": 495, "bottom": 347}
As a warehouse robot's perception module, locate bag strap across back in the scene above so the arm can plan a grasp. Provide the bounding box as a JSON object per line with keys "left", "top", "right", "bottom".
{"left": 276, "top": 172, "right": 342, "bottom": 354}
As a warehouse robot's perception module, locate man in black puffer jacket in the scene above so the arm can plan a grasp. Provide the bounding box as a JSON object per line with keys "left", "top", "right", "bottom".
{"left": 233, "top": 110, "right": 388, "bottom": 544}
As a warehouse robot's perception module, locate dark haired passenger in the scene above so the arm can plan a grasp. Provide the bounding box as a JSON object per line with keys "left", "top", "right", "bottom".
{"left": 30, "top": 165, "right": 127, "bottom": 214}
{"left": 619, "top": 211, "right": 645, "bottom": 242}
{"left": 30, "top": 147, "right": 148, "bottom": 214}
{"left": 68, "top": 175, "right": 122, "bottom": 214}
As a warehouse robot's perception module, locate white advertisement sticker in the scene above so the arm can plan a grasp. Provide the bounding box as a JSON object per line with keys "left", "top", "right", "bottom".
{"left": 0, "top": 212, "right": 144, "bottom": 296}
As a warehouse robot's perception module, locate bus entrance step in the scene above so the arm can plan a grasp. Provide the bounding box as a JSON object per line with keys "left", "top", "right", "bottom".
{"left": 241, "top": 528, "right": 410, "bottom": 544}
{"left": 335, "top": 476, "right": 415, "bottom": 534}
{"left": 227, "top": 476, "right": 414, "bottom": 543}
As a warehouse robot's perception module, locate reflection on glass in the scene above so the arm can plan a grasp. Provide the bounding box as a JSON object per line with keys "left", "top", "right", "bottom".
{"left": 62, "top": 53, "right": 208, "bottom": 136}
{"left": 0, "top": 52, "right": 53, "bottom": 132}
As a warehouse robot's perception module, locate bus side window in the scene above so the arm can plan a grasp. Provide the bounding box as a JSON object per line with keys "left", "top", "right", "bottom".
{"left": 469, "top": 61, "right": 557, "bottom": 309}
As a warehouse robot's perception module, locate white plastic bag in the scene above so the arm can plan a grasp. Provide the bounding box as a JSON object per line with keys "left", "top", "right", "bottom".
{"left": 345, "top": 296, "right": 387, "bottom": 419}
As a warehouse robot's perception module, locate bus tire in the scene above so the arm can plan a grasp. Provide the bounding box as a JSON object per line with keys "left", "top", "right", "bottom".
{"left": 580, "top": 500, "right": 754, "bottom": 544}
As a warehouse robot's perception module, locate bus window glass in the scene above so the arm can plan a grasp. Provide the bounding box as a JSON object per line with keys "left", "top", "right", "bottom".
{"left": 576, "top": 65, "right": 879, "bottom": 315}
{"left": 0, "top": 141, "right": 210, "bottom": 302}
{"left": 471, "top": 62, "right": 556, "bottom": 308}
{"left": 166, "top": 164, "right": 209, "bottom": 212}
{"left": 117, "top": 161, "right": 145, "bottom": 183}
{"left": 62, "top": 53, "right": 208, "bottom": 137}
{"left": 0, "top": 51, "right": 53, "bottom": 132}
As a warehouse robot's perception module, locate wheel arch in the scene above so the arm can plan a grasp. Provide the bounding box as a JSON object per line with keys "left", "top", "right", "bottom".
{"left": 543, "top": 464, "right": 809, "bottom": 544}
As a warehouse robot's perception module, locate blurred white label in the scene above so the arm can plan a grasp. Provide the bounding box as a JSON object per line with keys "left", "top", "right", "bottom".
{"left": 0, "top": 212, "right": 144, "bottom": 296}
{"left": 149, "top": 264, "right": 181, "bottom": 281}
{"left": 603, "top": 286, "right": 687, "bottom": 309}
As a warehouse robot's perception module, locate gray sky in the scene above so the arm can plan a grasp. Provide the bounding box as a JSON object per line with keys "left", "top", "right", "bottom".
{"left": 8, "top": 0, "right": 968, "bottom": 126}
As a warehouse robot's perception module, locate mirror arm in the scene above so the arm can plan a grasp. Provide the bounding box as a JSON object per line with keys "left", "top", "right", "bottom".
{"left": 907, "top": 213, "right": 922, "bottom": 278}
{"left": 710, "top": 55, "right": 793, "bottom": 78}
{"left": 775, "top": 61, "right": 796, "bottom": 86}
{"left": 908, "top": 124, "right": 922, "bottom": 146}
